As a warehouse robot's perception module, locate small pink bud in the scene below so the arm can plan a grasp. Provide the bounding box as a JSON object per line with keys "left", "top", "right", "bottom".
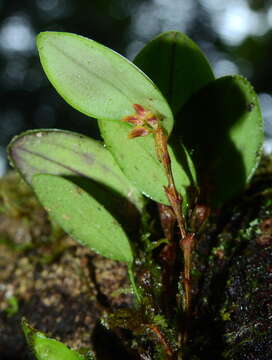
{"left": 122, "top": 115, "right": 143, "bottom": 125}
{"left": 128, "top": 126, "right": 149, "bottom": 139}
{"left": 146, "top": 116, "right": 158, "bottom": 129}
{"left": 133, "top": 104, "right": 146, "bottom": 116}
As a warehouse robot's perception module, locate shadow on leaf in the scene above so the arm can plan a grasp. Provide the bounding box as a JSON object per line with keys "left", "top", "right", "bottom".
{"left": 63, "top": 175, "right": 140, "bottom": 241}
{"left": 175, "top": 76, "right": 257, "bottom": 207}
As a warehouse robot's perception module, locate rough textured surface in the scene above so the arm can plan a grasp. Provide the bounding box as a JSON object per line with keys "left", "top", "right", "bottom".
{"left": 0, "top": 240, "right": 131, "bottom": 358}
{"left": 222, "top": 239, "right": 272, "bottom": 359}
{"left": 0, "top": 173, "right": 131, "bottom": 360}
{"left": 0, "top": 157, "right": 271, "bottom": 359}
{"left": 220, "top": 194, "right": 272, "bottom": 360}
{"left": 191, "top": 156, "right": 272, "bottom": 359}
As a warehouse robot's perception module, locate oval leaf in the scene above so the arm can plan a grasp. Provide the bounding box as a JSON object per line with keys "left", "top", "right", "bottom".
{"left": 37, "top": 32, "right": 173, "bottom": 134}
{"left": 99, "top": 119, "right": 197, "bottom": 209}
{"left": 22, "top": 319, "right": 84, "bottom": 360}
{"left": 176, "top": 75, "right": 263, "bottom": 206}
{"left": 134, "top": 31, "right": 214, "bottom": 115}
{"left": 32, "top": 174, "right": 134, "bottom": 263}
{"left": 8, "top": 129, "right": 144, "bottom": 213}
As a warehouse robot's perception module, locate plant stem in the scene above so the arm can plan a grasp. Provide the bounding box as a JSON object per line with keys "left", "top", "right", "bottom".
{"left": 154, "top": 127, "right": 186, "bottom": 240}
{"left": 147, "top": 324, "right": 174, "bottom": 359}
{"left": 124, "top": 104, "right": 194, "bottom": 347}
{"left": 154, "top": 125, "right": 194, "bottom": 336}
{"left": 128, "top": 265, "right": 141, "bottom": 304}
{"left": 158, "top": 204, "right": 178, "bottom": 316}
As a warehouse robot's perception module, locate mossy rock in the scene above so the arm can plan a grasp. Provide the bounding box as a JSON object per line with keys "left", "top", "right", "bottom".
{"left": 190, "top": 156, "right": 272, "bottom": 359}
{"left": 0, "top": 173, "right": 132, "bottom": 360}
{"left": 0, "top": 156, "right": 271, "bottom": 359}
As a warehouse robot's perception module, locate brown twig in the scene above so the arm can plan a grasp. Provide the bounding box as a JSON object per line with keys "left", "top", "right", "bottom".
{"left": 147, "top": 324, "right": 174, "bottom": 359}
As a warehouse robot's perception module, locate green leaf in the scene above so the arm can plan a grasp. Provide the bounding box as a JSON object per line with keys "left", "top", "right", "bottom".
{"left": 99, "top": 120, "right": 197, "bottom": 209}
{"left": 176, "top": 75, "right": 263, "bottom": 206}
{"left": 32, "top": 174, "right": 134, "bottom": 263}
{"left": 134, "top": 31, "right": 214, "bottom": 115}
{"left": 97, "top": 32, "right": 201, "bottom": 207}
{"left": 5, "top": 296, "right": 19, "bottom": 317}
{"left": 22, "top": 318, "right": 85, "bottom": 360}
{"left": 36, "top": 32, "right": 196, "bottom": 208}
{"left": 8, "top": 129, "right": 144, "bottom": 213}
{"left": 37, "top": 31, "right": 173, "bottom": 134}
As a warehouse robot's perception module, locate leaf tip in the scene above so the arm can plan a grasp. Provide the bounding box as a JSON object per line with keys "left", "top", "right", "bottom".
{"left": 6, "top": 134, "right": 23, "bottom": 169}
{"left": 36, "top": 31, "right": 47, "bottom": 49}
{"left": 36, "top": 31, "right": 60, "bottom": 52}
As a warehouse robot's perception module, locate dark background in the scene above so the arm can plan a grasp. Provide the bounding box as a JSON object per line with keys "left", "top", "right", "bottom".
{"left": 0, "top": 0, "right": 272, "bottom": 175}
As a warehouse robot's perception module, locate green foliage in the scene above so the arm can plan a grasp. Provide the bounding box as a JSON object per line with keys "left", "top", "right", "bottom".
{"left": 5, "top": 296, "right": 19, "bottom": 317}
{"left": 36, "top": 32, "right": 173, "bottom": 133}
{"left": 8, "top": 129, "right": 144, "bottom": 213}
{"left": 32, "top": 173, "right": 134, "bottom": 264}
{"left": 7, "top": 29, "right": 265, "bottom": 359}
{"left": 22, "top": 319, "right": 85, "bottom": 360}
{"left": 36, "top": 31, "right": 197, "bottom": 206}
{"left": 99, "top": 32, "right": 206, "bottom": 206}
{"left": 98, "top": 119, "right": 197, "bottom": 207}
{"left": 134, "top": 31, "right": 215, "bottom": 115}
{"left": 177, "top": 75, "right": 263, "bottom": 206}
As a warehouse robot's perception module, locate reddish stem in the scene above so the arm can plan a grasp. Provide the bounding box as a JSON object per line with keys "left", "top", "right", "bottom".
{"left": 147, "top": 324, "right": 174, "bottom": 359}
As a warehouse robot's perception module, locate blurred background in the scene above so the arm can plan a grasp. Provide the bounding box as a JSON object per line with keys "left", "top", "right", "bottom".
{"left": 0, "top": 0, "right": 272, "bottom": 175}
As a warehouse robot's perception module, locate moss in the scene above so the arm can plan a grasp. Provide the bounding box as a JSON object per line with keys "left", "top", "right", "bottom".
{"left": 189, "top": 155, "right": 272, "bottom": 359}
{"left": 0, "top": 155, "right": 271, "bottom": 359}
{"left": 0, "top": 172, "right": 131, "bottom": 359}
{"left": 221, "top": 211, "right": 272, "bottom": 359}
